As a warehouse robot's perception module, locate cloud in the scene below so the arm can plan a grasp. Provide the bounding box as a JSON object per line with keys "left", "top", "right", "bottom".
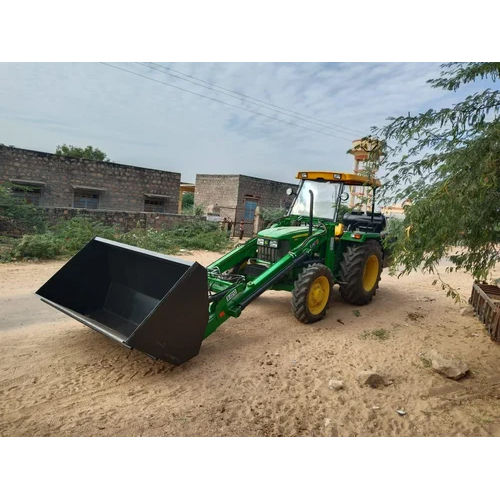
{"left": 0, "top": 62, "right": 496, "bottom": 183}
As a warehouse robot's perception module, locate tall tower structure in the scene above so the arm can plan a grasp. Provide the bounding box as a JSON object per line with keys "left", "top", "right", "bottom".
{"left": 348, "top": 137, "right": 382, "bottom": 210}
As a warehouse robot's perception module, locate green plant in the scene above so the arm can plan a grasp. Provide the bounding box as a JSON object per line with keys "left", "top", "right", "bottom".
{"left": 0, "top": 182, "right": 46, "bottom": 234}
{"left": 361, "top": 328, "right": 389, "bottom": 340}
{"left": 52, "top": 217, "right": 116, "bottom": 253}
{"left": 420, "top": 355, "right": 432, "bottom": 368}
{"left": 261, "top": 207, "right": 287, "bottom": 225}
{"left": 181, "top": 192, "right": 194, "bottom": 212}
{"left": 5, "top": 218, "right": 231, "bottom": 261}
{"left": 12, "top": 233, "right": 62, "bottom": 259}
{"left": 193, "top": 204, "right": 205, "bottom": 216}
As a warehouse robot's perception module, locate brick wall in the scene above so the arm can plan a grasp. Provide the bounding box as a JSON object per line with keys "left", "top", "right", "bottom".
{"left": 0, "top": 145, "right": 180, "bottom": 213}
{"left": 42, "top": 207, "right": 204, "bottom": 232}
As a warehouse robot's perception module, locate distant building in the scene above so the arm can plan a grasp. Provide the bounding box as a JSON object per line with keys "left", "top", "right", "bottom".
{"left": 0, "top": 145, "right": 180, "bottom": 214}
{"left": 194, "top": 174, "right": 297, "bottom": 236}
{"left": 381, "top": 201, "right": 410, "bottom": 219}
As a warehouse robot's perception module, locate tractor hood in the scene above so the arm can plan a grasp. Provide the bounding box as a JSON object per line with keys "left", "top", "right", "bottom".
{"left": 258, "top": 225, "right": 312, "bottom": 241}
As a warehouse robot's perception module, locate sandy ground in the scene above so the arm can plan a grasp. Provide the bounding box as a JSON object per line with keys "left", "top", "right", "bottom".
{"left": 1, "top": 250, "right": 499, "bottom": 437}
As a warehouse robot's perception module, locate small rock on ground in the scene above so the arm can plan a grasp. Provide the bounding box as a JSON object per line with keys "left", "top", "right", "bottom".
{"left": 328, "top": 379, "right": 344, "bottom": 391}
{"left": 357, "top": 370, "right": 386, "bottom": 388}
{"left": 429, "top": 349, "right": 469, "bottom": 380}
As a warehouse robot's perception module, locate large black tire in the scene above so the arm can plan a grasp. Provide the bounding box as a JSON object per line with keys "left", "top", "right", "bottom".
{"left": 339, "top": 240, "right": 383, "bottom": 305}
{"left": 292, "top": 263, "right": 334, "bottom": 323}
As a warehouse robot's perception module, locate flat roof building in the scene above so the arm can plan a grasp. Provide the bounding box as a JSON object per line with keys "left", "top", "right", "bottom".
{"left": 0, "top": 145, "right": 181, "bottom": 214}
{"left": 194, "top": 173, "right": 297, "bottom": 236}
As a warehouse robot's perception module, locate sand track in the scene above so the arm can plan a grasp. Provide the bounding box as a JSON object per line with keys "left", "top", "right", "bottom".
{"left": 1, "top": 252, "right": 499, "bottom": 436}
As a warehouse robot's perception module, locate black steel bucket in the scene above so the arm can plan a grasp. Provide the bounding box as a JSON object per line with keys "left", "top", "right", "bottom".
{"left": 36, "top": 237, "right": 208, "bottom": 365}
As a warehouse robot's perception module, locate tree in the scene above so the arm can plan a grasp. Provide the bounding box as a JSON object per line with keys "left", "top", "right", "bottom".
{"left": 374, "top": 63, "right": 500, "bottom": 296}
{"left": 261, "top": 206, "right": 287, "bottom": 225}
{"left": 181, "top": 191, "right": 194, "bottom": 212}
{"left": 55, "top": 144, "right": 110, "bottom": 162}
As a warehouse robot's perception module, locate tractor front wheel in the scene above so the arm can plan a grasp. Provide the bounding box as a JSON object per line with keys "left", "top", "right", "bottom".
{"left": 339, "top": 240, "right": 383, "bottom": 305}
{"left": 292, "top": 264, "right": 334, "bottom": 323}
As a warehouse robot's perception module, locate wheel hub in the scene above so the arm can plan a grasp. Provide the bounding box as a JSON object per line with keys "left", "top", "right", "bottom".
{"left": 307, "top": 276, "right": 330, "bottom": 315}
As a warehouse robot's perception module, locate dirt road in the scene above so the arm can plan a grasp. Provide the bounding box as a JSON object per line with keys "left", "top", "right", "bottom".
{"left": 1, "top": 251, "right": 499, "bottom": 436}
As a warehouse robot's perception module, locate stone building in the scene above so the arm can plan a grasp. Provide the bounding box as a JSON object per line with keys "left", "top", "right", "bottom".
{"left": 0, "top": 145, "right": 180, "bottom": 214}
{"left": 194, "top": 174, "right": 297, "bottom": 236}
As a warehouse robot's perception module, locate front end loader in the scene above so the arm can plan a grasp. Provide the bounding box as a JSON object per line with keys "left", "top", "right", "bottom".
{"left": 37, "top": 171, "right": 387, "bottom": 365}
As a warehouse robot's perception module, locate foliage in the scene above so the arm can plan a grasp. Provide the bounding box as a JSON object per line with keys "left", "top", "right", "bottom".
{"left": 3, "top": 217, "right": 230, "bottom": 261}
{"left": 0, "top": 182, "right": 46, "bottom": 234}
{"left": 120, "top": 221, "right": 229, "bottom": 253}
{"left": 337, "top": 203, "right": 351, "bottom": 221}
{"left": 374, "top": 62, "right": 500, "bottom": 290}
{"left": 12, "top": 233, "right": 63, "bottom": 259}
{"left": 193, "top": 204, "right": 205, "bottom": 216}
{"left": 52, "top": 217, "right": 116, "bottom": 253}
{"left": 382, "top": 216, "right": 405, "bottom": 249}
{"left": 261, "top": 206, "right": 287, "bottom": 225}
{"left": 55, "top": 144, "right": 110, "bottom": 162}
{"left": 181, "top": 192, "right": 194, "bottom": 212}
{"left": 168, "top": 220, "right": 231, "bottom": 251}
{"left": 361, "top": 328, "right": 390, "bottom": 340}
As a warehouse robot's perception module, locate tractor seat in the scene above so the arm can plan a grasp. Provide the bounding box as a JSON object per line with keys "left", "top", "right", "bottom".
{"left": 342, "top": 212, "right": 386, "bottom": 233}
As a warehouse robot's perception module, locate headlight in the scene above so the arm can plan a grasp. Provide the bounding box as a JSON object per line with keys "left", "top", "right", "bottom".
{"left": 269, "top": 240, "right": 278, "bottom": 248}
{"left": 257, "top": 238, "right": 264, "bottom": 246}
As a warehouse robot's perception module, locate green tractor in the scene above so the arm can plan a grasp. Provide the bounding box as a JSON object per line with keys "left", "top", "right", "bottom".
{"left": 37, "top": 171, "right": 387, "bottom": 365}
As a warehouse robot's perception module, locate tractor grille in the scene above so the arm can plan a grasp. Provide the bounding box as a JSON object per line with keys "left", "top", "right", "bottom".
{"left": 257, "top": 245, "right": 279, "bottom": 263}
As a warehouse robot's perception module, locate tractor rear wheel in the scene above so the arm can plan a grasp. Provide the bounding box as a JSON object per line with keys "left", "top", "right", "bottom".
{"left": 292, "top": 263, "right": 334, "bottom": 323}
{"left": 339, "top": 240, "right": 383, "bottom": 305}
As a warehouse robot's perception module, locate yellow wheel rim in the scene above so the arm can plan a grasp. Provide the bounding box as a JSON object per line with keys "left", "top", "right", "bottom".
{"left": 362, "top": 254, "right": 379, "bottom": 292}
{"left": 307, "top": 276, "right": 330, "bottom": 315}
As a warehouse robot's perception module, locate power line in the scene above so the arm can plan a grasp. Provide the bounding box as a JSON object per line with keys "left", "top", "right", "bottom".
{"left": 140, "top": 61, "right": 365, "bottom": 137}
{"left": 99, "top": 62, "right": 354, "bottom": 141}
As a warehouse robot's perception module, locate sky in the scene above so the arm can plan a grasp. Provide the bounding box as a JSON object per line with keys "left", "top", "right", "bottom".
{"left": 0, "top": 62, "right": 494, "bottom": 183}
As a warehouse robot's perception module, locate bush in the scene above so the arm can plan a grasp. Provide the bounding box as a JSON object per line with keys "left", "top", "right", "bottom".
{"left": 12, "top": 233, "right": 62, "bottom": 259}
{"left": 52, "top": 217, "right": 116, "bottom": 253}
{"left": 6, "top": 218, "right": 231, "bottom": 261}
{"left": 261, "top": 207, "right": 287, "bottom": 225}
{"left": 0, "top": 183, "right": 46, "bottom": 234}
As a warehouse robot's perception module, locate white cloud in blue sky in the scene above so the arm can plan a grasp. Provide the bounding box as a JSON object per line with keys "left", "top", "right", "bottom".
{"left": 0, "top": 62, "right": 495, "bottom": 183}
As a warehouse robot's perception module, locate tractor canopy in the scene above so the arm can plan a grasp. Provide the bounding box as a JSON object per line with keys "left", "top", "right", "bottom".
{"left": 295, "top": 171, "right": 381, "bottom": 187}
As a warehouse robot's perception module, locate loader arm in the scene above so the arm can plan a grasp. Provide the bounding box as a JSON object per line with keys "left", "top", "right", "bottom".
{"left": 203, "top": 228, "right": 326, "bottom": 337}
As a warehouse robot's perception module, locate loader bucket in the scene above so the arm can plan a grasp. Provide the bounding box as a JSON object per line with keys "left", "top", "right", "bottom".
{"left": 36, "top": 237, "right": 209, "bottom": 365}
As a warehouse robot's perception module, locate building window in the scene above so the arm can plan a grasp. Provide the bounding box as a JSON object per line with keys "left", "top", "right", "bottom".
{"left": 11, "top": 184, "right": 42, "bottom": 206}
{"left": 144, "top": 198, "right": 165, "bottom": 213}
{"left": 74, "top": 190, "right": 99, "bottom": 209}
{"left": 244, "top": 199, "right": 258, "bottom": 221}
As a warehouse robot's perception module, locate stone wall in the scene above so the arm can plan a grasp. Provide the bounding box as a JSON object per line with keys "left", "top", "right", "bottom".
{"left": 235, "top": 175, "right": 297, "bottom": 231}
{"left": 42, "top": 207, "right": 204, "bottom": 232}
{"left": 0, "top": 145, "right": 180, "bottom": 213}
{"left": 194, "top": 173, "right": 297, "bottom": 236}
{"left": 194, "top": 174, "right": 240, "bottom": 221}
